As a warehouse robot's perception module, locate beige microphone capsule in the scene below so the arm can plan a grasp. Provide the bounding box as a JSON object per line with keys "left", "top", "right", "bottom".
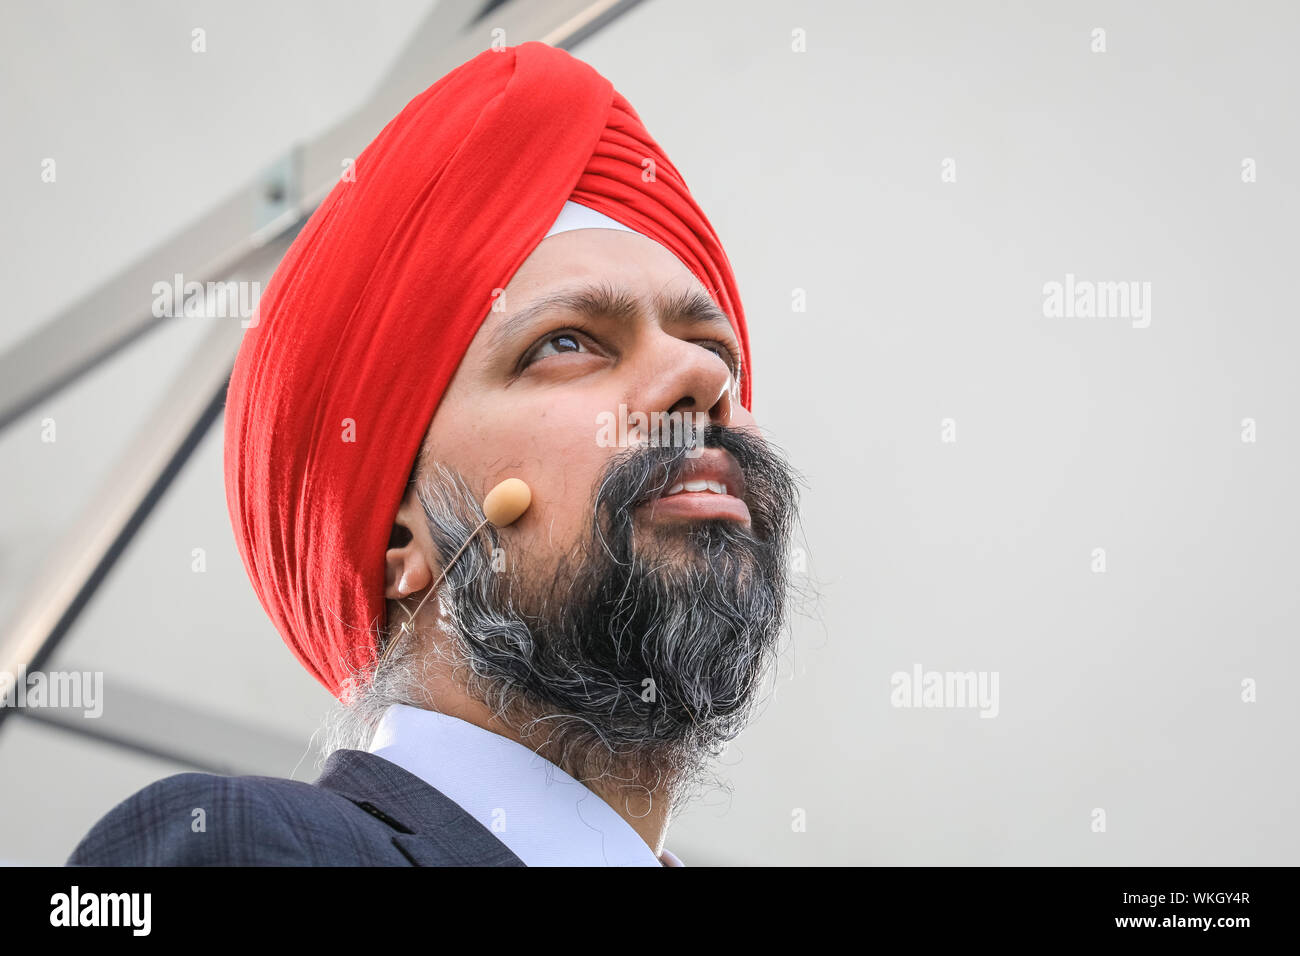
{"left": 482, "top": 477, "right": 531, "bottom": 527}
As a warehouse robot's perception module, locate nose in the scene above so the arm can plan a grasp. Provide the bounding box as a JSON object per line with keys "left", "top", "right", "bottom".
{"left": 634, "top": 326, "right": 737, "bottom": 429}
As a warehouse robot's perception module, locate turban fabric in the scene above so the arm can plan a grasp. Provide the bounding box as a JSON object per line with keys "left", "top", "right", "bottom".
{"left": 223, "top": 41, "right": 751, "bottom": 700}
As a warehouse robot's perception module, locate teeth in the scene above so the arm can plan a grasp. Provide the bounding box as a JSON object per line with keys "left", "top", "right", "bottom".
{"left": 662, "top": 480, "right": 729, "bottom": 497}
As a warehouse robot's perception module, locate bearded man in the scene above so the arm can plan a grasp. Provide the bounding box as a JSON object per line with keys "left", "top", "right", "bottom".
{"left": 67, "top": 40, "right": 800, "bottom": 868}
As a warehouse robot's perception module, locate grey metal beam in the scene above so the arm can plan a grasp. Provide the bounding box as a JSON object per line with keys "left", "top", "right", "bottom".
{"left": 12, "top": 668, "right": 313, "bottom": 777}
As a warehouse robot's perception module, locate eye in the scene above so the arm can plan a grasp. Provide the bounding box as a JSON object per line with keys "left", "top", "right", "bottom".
{"left": 521, "top": 330, "right": 590, "bottom": 368}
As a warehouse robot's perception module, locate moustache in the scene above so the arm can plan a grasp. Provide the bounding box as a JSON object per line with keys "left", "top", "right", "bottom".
{"left": 592, "top": 423, "right": 798, "bottom": 546}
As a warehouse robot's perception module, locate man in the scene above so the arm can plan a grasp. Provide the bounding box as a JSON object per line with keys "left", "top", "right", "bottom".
{"left": 67, "top": 41, "right": 800, "bottom": 867}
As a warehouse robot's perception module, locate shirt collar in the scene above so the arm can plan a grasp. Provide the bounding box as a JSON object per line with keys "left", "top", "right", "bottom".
{"left": 368, "top": 703, "right": 683, "bottom": 867}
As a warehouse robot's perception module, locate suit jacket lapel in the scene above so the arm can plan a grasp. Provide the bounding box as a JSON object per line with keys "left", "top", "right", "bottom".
{"left": 314, "top": 748, "right": 526, "bottom": 867}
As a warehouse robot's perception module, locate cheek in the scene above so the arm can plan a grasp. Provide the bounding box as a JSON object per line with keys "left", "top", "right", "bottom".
{"left": 505, "top": 413, "right": 604, "bottom": 546}
{"left": 427, "top": 398, "right": 609, "bottom": 554}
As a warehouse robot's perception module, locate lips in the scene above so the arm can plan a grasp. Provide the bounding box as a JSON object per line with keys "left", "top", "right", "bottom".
{"left": 657, "top": 450, "right": 747, "bottom": 502}
{"left": 639, "top": 449, "right": 751, "bottom": 524}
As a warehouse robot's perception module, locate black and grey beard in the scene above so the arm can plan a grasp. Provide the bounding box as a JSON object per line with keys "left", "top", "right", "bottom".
{"left": 410, "top": 424, "right": 801, "bottom": 794}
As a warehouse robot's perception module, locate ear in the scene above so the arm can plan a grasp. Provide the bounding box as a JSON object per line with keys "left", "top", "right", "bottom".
{"left": 385, "top": 482, "right": 435, "bottom": 601}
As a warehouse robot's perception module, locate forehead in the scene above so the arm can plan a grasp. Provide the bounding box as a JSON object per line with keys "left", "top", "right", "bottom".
{"left": 493, "top": 228, "right": 703, "bottom": 311}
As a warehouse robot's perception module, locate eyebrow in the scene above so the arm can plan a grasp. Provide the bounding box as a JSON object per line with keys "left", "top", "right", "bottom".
{"left": 486, "top": 280, "right": 742, "bottom": 380}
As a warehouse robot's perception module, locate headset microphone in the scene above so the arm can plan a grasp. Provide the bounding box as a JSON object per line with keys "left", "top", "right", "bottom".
{"left": 380, "top": 478, "right": 532, "bottom": 665}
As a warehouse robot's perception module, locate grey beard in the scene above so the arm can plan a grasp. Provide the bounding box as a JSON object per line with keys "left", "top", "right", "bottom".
{"left": 392, "top": 425, "right": 801, "bottom": 796}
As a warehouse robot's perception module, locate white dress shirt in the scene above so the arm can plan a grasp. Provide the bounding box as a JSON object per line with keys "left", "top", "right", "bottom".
{"left": 368, "top": 703, "right": 683, "bottom": 867}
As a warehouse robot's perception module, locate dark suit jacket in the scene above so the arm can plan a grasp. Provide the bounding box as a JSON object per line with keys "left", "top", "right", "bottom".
{"left": 66, "top": 748, "right": 526, "bottom": 866}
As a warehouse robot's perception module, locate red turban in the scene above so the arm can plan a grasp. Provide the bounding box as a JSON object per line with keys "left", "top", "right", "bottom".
{"left": 223, "top": 41, "right": 751, "bottom": 700}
